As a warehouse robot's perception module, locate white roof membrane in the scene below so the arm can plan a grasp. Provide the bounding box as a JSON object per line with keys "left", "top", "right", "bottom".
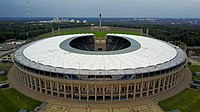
{"left": 23, "top": 34, "right": 177, "bottom": 70}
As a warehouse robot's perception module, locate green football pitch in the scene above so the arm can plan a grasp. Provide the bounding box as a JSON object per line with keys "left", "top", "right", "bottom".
{"left": 37, "top": 27, "right": 142, "bottom": 40}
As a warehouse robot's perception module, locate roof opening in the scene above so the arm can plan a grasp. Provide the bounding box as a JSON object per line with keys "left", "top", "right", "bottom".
{"left": 69, "top": 35, "right": 131, "bottom": 51}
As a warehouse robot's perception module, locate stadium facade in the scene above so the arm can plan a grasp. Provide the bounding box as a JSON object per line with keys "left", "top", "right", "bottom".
{"left": 14, "top": 34, "right": 187, "bottom": 101}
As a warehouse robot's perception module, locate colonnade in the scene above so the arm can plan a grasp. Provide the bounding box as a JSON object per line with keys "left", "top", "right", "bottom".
{"left": 15, "top": 65, "right": 184, "bottom": 101}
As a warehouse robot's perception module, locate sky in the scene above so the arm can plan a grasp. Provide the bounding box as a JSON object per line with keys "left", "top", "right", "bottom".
{"left": 0, "top": 0, "right": 200, "bottom": 18}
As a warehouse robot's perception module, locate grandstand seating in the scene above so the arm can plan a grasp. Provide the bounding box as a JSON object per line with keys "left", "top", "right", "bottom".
{"left": 106, "top": 36, "right": 131, "bottom": 51}
{"left": 70, "top": 36, "right": 95, "bottom": 51}
{"left": 70, "top": 36, "right": 131, "bottom": 51}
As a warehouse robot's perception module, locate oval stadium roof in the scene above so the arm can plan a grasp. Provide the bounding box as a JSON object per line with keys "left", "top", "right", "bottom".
{"left": 23, "top": 34, "right": 177, "bottom": 70}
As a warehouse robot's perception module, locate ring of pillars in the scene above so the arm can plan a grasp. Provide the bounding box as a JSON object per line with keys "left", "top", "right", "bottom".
{"left": 15, "top": 64, "right": 185, "bottom": 102}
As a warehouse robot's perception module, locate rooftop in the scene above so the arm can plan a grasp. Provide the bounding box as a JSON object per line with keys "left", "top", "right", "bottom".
{"left": 14, "top": 34, "right": 186, "bottom": 76}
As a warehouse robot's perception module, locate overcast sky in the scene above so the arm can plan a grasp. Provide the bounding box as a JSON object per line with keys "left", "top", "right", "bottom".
{"left": 0, "top": 0, "right": 200, "bottom": 18}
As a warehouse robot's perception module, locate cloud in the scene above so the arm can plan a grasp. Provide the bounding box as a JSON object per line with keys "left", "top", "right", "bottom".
{"left": 0, "top": 0, "right": 200, "bottom": 18}
{"left": 190, "top": 0, "right": 200, "bottom": 3}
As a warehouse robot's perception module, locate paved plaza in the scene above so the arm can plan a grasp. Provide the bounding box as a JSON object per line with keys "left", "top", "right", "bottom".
{"left": 39, "top": 99, "right": 163, "bottom": 112}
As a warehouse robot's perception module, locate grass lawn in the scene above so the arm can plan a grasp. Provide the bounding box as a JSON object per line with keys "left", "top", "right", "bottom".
{"left": 0, "top": 61, "right": 13, "bottom": 82}
{"left": 0, "top": 88, "right": 42, "bottom": 112}
{"left": 159, "top": 89, "right": 200, "bottom": 112}
{"left": 0, "top": 75, "right": 7, "bottom": 82}
{"left": 188, "top": 65, "right": 200, "bottom": 80}
{"left": 159, "top": 65, "right": 200, "bottom": 112}
{"left": 0, "top": 61, "right": 13, "bottom": 72}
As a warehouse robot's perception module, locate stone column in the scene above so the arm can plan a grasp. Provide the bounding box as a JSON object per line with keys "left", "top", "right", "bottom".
{"left": 50, "top": 81, "right": 53, "bottom": 96}
{"left": 30, "top": 76, "right": 33, "bottom": 90}
{"left": 20, "top": 72, "right": 22, "bottom": 84}
{"left": 78, "top": 84, "right": 81, "bottom": 101}
{"left": 44, "top": 79, "right": 47, "bottom": 95}
{"left": 162, "top": 77, "right": 166, "bottom": 91}
{"left": 19, "top": 71, "right": 22, "bottom": 84}
{"left": 111, "top": 85, "right": 113, "bottom": 101}
{"left": 177, "top": 73, "right": 181, "bottom": 83}
{"left": 103, "top": 85, "right": 105, "bottom": 101}
{"left": 57, "top": 82, "right": 60, "bottom": 98}
{"left": 173, "top": 74, "right": 177, "bottom": 87}
{"left": 133, "top": 83, "right": 136, "bottom": 99}
{"left": 64, "top": 83, "right": 66, "bottom": 99}
{"left": 166, "top": 76, "right": 170, "bottom": 90}
{"left": 119, "top": 84, "right": 121, "bottom": 101}
{"left": 87, "top": 85, "right": 89, "bottom": 101}
{"left": 171, "top": 74, "right": 174, "bottom": 88}
{"left": 71, "top": 83, "right": 73, "bottom": 100}
{"left": 24, "top": 74, "right": 28, "bottom": 87}
{"left": 22, "top": 73, "right": 26, "bottom": 85}
{"left": 24, "top": 73, "right": 28, "bottom": 86}
{"left": 24, "top": 73, "right": 27, "bottom": 86}
{"left": 158, "top": 78, "right": 161, "bottom": 93}
{"left": 152, "top": 80, "right": 156, "bottom": 95}
{"left": 39, "top": 78, "right": 42, "bottom": 93}
{"left": 146, "top": 80, "right": 150, "bottom": 96}
{"left": 34, "top": 77, "right": 37, "bottom": 91}
{"left": 25, "top": 74, "right": 29, "bottom": 87}
{"left": 140, "top": 82, "right": 143, "bottom": 98}
{"left": 95, "top": 85, "right": 97, "bottom": 101}
{"left": 126, "top": 84, "right": 129, "bottom": 100}
{"left": 20, "top": 71, "right": 23, "bottom": 83}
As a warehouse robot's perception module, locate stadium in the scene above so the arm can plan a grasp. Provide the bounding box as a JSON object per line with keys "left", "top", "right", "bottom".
{"left": 13, "top": 33, "right": 187, "bottom": 102}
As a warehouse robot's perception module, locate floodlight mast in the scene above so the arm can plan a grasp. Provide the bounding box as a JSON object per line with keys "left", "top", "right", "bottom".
{"left": 99, "top": 14, "right": 102, "bottom": 31}
{"left": 26, "top": 0, "right": 31, "bottom": 37}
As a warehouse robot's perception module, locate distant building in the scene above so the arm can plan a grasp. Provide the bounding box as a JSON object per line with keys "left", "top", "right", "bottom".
{"left": 0, "top": 44, "right": 17, "bottom": 51}
{"left": 70, "top": 19, "right": 75, "bottom": 23}
{"left": 83, "top": 20, "right": 87, "bottom": 23}
{"left": 0, "top": 71, "right": 5, "bottom": 76}
{"left": 19, "top": 109, "right": 28, "bottom": 112}
{"left": 76, "top": 20, "right": 81, "bottom": 23}
{"left": 91, "top": 26, "right": 110, "bottom": 31}
{"left": 40, "top": 18, "right": 74, "bottom": 23}
{"left": 195, "top": 72, "right": 200, "bottom": 77}
{"left": 1, "top": 57, "right": 12, "bottom": 63}
{"left": 7, "top": 40, "right": 26, "bottom": 45}
{"left": 52, "top": 17, "right": 60, "bottom": 23}
{"left": 171, "top": 109, "right": 181, "bottom": 112}
{"left": 187, "top": 47, "right": 200, "bottom": 60}
{"left": 0, "top": 83, "right": 9, "bottom": 88}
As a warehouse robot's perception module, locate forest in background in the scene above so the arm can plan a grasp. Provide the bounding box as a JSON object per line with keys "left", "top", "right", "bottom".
{"left": 0, "top": 20, "right": 200, "bottom": 46}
